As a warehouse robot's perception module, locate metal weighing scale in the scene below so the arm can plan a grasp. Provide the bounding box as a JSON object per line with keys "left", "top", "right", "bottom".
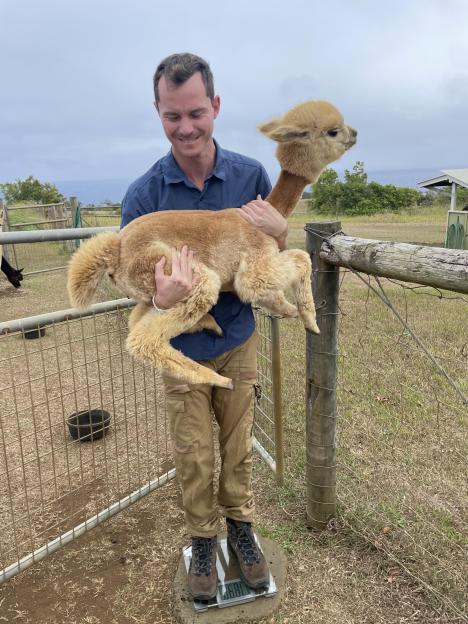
{"left": 183, "top": 535, "right": 277, "bottom": 612}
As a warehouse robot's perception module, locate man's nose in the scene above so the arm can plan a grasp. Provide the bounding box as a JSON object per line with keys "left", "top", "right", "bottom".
{"left": 179, "top": 117, "right": 194, "bottom": 135}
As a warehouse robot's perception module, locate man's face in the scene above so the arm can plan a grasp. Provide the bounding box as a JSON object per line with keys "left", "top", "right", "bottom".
{"left": 156, "top": 73, "right": 220, "bottom": 161}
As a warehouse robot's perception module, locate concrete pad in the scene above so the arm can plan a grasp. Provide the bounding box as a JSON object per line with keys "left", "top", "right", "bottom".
{"left": 173, "top": 533, "right": 287, "bottom": 624}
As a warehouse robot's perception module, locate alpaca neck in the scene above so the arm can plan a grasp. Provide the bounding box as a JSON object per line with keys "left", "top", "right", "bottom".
{"left": 266, "top": 170, "right": 309, "bottom": 218}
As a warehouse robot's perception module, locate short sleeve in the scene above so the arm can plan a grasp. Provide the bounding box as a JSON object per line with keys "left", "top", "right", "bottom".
{"left": 256, "top": 165, "right": 272, "bottom": 200}
{"left": 120, "top": 187, "right": 148, "bottom": 229}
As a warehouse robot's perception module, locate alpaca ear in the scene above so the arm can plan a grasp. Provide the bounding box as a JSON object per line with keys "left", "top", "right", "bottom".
{"left": 257, "top": 118, "right": 282, "bottom": 136}
{"left": 259, "top": 123, "right": 310, "bottom": 143}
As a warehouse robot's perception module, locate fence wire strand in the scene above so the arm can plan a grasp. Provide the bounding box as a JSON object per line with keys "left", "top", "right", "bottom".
{"left": 325, "top": 266, "right": 467, "bottom": 620}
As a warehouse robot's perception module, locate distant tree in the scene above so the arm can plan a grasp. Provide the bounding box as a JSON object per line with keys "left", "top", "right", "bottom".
{"left": 308, "top": 168, "right": 341, "bottom": 214}
{"left": 309, "top": 161, "right": 420, "bottom": 216}
{"left": 340, "top": 161, "right": 368, "bottom": 214}
{"left": 0, "top": 176, "right": 64, "bottom": 204}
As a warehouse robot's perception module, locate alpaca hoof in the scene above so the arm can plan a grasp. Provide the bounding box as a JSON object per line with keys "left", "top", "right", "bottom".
{"left": 214, "top": 376, "right": 234, "bottom": 390}
{"left": 208, "top": 324, "right": 223, "bottom": 337}
{"left": 307, "top": 322, "right": 320, "bottom": 334}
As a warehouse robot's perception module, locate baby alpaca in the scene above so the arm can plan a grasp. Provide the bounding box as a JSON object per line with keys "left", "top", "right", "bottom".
{"left": 67, "top": 100, "right": 357, "bottom": 388}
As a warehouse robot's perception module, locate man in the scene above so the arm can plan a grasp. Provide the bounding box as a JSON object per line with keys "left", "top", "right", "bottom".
{"left": 121, "top": 53, "right": 287, "bottom": 600}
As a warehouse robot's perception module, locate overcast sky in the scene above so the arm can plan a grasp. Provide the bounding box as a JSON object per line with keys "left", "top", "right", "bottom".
{"left": 1, "top": 0, "right": 467, "bottom": 190}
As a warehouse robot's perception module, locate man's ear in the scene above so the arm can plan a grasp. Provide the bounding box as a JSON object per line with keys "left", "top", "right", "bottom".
{"left": 212, "top": 95, "right": 221, "bottom": 119}
{"left": 154, "top": 101, "right": 160, "bottom": 115}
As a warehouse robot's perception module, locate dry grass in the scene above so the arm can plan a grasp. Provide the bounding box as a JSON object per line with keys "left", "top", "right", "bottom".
{"left": 288, "top": 202, "right": 448, "bottom": 249}
{"left": 0, "top": 207, "right": 466, "bottom": 623}
{"left": 272, "top": 273, "right": 467, "bottom": 622}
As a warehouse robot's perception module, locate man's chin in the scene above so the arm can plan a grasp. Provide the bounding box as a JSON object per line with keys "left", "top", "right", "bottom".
{"left": 175, "top": 142, "right": 203, "bottom": 158}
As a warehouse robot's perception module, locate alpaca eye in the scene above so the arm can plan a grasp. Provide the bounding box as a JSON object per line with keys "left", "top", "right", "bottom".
{"left": 327, "top": 129, "right": 339, "bottom": 137}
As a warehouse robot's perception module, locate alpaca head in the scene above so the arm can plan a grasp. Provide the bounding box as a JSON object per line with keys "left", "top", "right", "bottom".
{"left": 258, "top": 100, "right": 357, "bottom": 183}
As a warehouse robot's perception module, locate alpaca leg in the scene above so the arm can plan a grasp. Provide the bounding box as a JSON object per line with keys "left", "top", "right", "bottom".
{"left": 276, "top": 250, "right": 320, "bottom": 334}
{"left": 234, "top": 250, "right": 319, "bottom": 333}
{"left": 126, "top": 268, "right": 232, "bottom": 388}
{"left": 127, "top": 312, "right": 232, "bottom": 387}
{"left": 234, "top": 253, "right": 298, "bottom": 318}
{"left": 185, "top": 313, "right": 223, "bottom": 336}
{"left": 253, "top": 290, "right": 298, "bottom": 318}
{"left": 129, "top": 303, "right": 222, "bottom": 336}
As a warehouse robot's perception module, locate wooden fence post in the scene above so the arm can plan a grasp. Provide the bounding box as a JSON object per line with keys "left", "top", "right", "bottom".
{"left": 305, "top": 221, "right": 341, "bottom": 530}
{"left": 69, "top": 197, "right": 78, "bottom": 227}
{"left": 270, "top": 315, "right": 284, "bottom": 485}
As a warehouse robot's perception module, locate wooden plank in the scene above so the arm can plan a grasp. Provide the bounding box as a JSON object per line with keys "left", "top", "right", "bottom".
{"left": 320, "top": 234, "right": 468, "bottom": 294}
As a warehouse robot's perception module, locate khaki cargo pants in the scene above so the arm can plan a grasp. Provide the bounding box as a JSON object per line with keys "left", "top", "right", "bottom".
{"left": 163, "top": 331, "right": 258, "bottom": 537}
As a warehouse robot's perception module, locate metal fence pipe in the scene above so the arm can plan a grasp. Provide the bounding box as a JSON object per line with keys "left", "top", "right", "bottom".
{"left": 0, "top": 298, "right": 136, "bottom": 334}
{"left": 0, "top": 226, "right": 118, "bottom": 245}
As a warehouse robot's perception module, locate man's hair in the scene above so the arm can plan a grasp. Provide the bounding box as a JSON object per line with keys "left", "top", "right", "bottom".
{"left": 153, "top": 53, "right": 215, "bottom": 103}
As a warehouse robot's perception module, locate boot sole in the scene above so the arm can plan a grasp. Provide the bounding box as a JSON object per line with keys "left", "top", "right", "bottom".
{"left": 188, "top": 579, "right": 218, "bottom": 601}
{"left": 191, "top": 590, "right": 217, "bottom": 601}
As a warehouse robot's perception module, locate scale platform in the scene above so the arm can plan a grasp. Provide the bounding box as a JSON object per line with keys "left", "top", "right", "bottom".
{"left": 183, "top": 535, "right": 277, "bottom": 613}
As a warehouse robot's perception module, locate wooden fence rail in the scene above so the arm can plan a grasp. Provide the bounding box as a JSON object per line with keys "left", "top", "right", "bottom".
{"left": 320, "top": 233, "right": 468, "bottom": 294}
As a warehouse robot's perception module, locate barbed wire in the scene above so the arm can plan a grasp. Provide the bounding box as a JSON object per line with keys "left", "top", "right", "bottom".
{"left": 337, "top": 269, "right": 468, "bottom": 406}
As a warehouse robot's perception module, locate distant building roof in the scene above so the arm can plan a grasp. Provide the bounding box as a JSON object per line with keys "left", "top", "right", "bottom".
{"left": 418, "top": 168, "right": 468, "bottom": 190}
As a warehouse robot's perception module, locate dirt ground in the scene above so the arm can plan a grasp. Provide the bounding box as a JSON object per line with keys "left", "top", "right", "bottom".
{"left": 2, "top": 459, "right": 464, "bottom": 624}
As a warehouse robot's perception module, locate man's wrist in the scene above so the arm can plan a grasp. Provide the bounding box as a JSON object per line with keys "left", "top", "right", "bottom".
{"left": 276, "top": 224, "right": 288, "bottom": 240}
{"left": 277, "top": 223, "right": 288, "bottom": 237}
{"left": 152, "top": 294, "right": 169, "bottom": 312}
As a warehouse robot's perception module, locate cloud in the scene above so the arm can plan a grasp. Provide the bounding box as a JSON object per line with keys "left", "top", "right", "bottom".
{"left": 1, "top": 0, "right": 467, "bottom": 187}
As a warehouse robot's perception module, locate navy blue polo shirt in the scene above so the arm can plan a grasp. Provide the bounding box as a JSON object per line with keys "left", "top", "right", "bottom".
{"left": 121, "top": 140, "right": 272, "bottom": 361}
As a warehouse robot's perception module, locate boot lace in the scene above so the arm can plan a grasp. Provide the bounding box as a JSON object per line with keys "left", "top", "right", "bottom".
{"left": 230, "top": 522, "right": 260, "bottom": 565}
{"left": 192, "top": 537, "right": 215, "bottom": 576}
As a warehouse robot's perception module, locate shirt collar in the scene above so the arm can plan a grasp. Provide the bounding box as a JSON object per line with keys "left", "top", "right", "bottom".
{"left": 161, "top": 139, "right": 227, "bottom": 185}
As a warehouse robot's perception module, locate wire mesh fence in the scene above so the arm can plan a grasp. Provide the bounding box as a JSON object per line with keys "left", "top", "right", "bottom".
{"left": 1, "top": 203, "right": 121, "bottom": 275}
{"left": 330, "top": 270, "right": 467, "bottom": 620}
{"left": 0, "top": 294, "right": 281, "bottom": 583}
{"left": 79, "top": 205, "right": 121, "bottom": 228}
{"left": 0, "top": 302, "right": 173, "bottom": 582}
{"left": 3, "top": 203, "right": 74, "bottom": 275}
{"left": 253, "top": 311, "right": 283, "bottom": 480}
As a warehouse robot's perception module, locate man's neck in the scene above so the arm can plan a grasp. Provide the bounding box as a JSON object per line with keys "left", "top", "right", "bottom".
{"left": 172, "top": 140, "right": 217, "bottom": 191}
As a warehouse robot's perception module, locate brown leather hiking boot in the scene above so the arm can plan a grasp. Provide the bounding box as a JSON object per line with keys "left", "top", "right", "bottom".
{"left": 226, "top": 518, "right": 270, "bottom": 589}
{"left": 187, "top": 536, "right": 218, "bottom": 600}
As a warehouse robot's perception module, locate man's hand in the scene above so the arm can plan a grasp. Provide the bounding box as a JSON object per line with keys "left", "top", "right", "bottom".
{"left": 239, "top": 195, "right": 288, "bottom": 249}
{"left": 153, "top": 245, "right": 198, "bottom": 310}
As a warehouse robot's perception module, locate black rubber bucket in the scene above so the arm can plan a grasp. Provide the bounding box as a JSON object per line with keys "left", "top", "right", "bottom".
{"left": 67, "top": 409, "right": 111, "bottom": 442}
{"left": 23, "top": 327, "right": 46, "bottom": 340}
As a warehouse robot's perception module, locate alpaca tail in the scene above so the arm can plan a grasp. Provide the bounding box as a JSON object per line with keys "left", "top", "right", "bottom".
{"left": 67, "top": 232, "right": 120, "bottom": 308}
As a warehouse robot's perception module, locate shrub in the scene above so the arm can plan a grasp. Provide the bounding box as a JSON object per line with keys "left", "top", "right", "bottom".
{"left": 309, "top": 162, "right": 421, "bottom": 215}
{"left": 0, "top": 176, "right": 65, "bottom": 204}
